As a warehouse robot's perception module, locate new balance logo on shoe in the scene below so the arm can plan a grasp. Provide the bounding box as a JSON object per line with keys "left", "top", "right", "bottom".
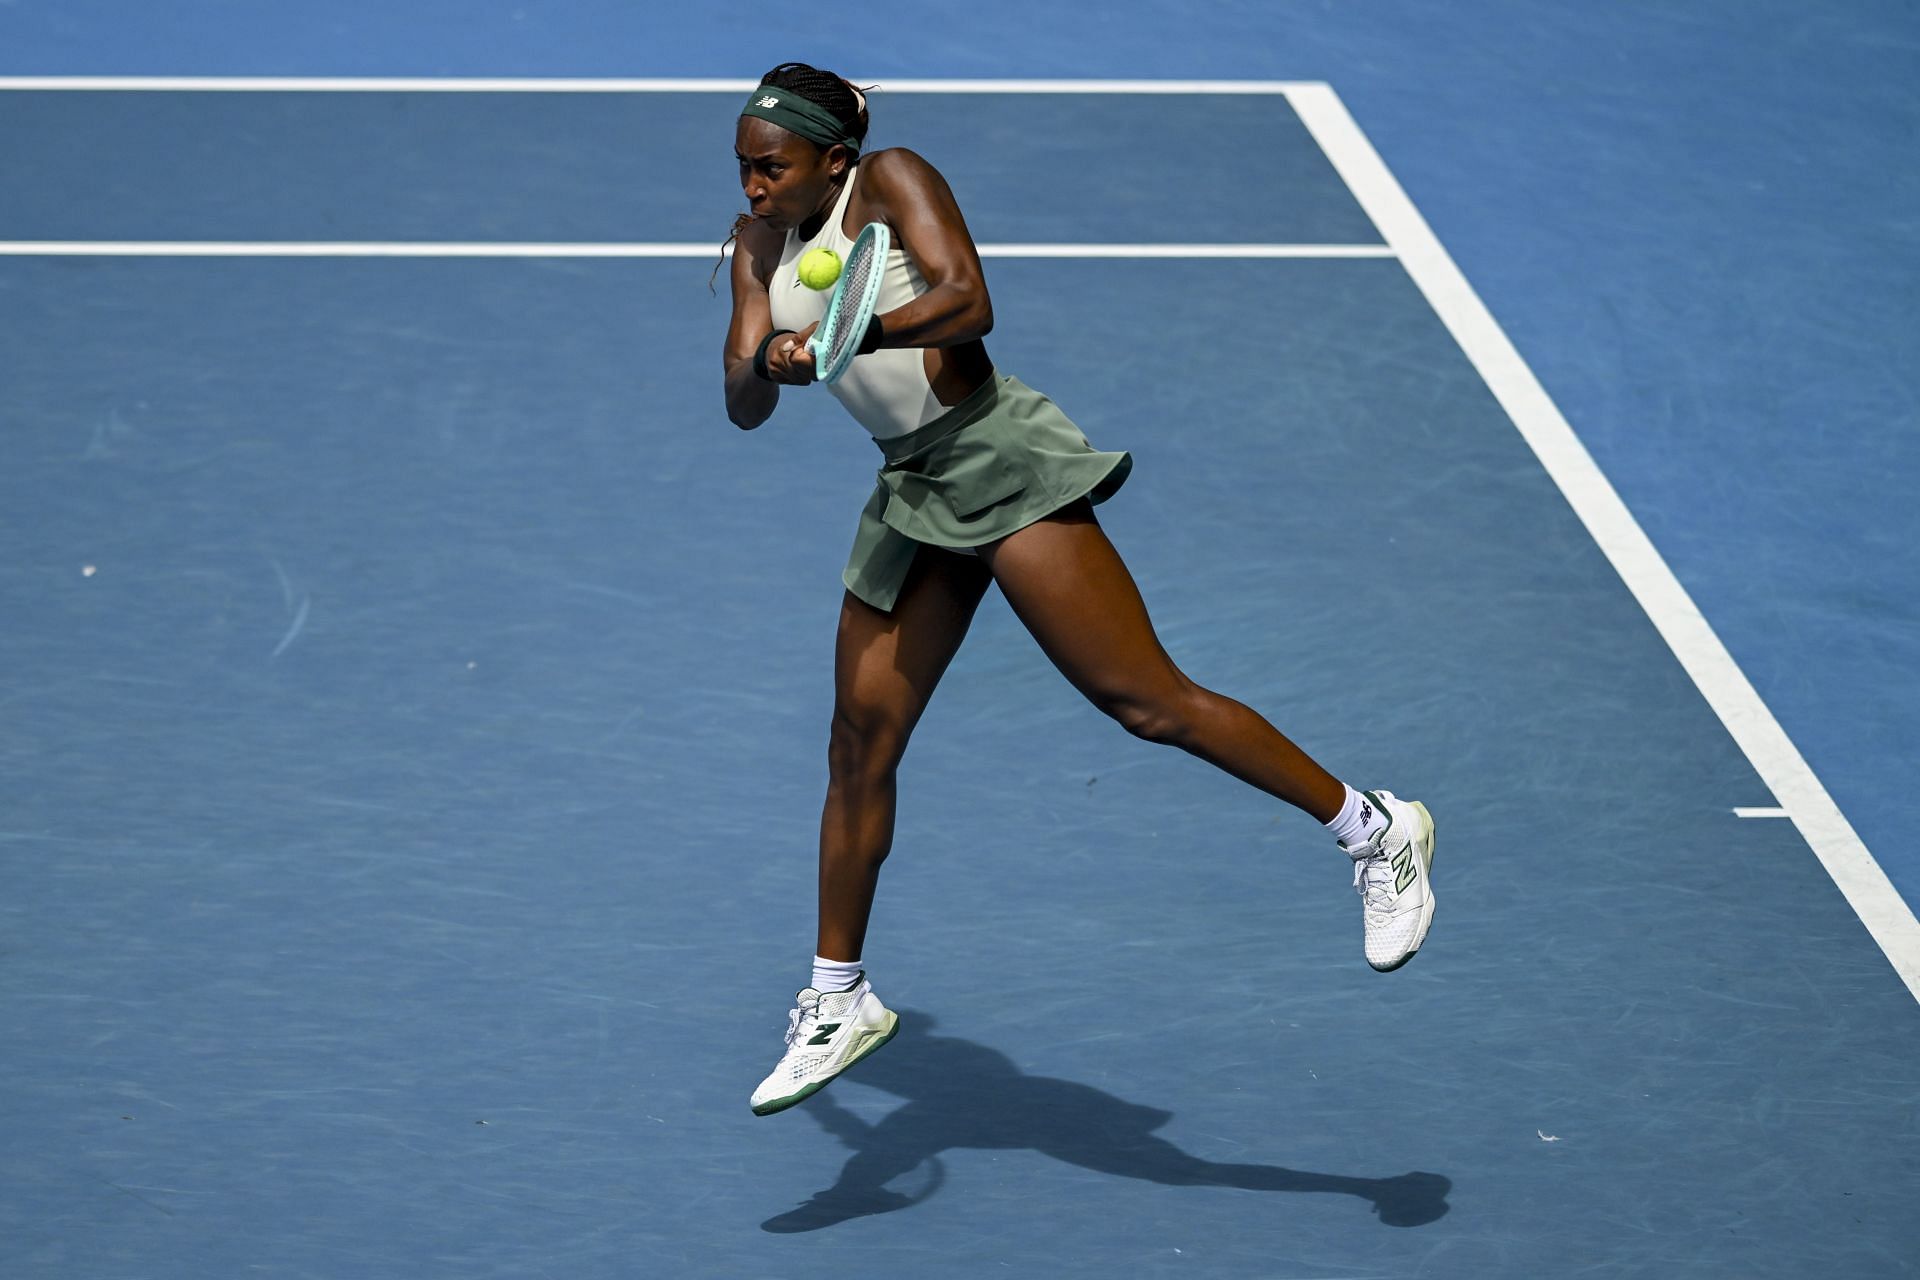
{"left": 1349, "top": 791, "right": 1436, "bottom": 973}
{"left": 752, "top": 987, "right": 901, "bottom": 1116}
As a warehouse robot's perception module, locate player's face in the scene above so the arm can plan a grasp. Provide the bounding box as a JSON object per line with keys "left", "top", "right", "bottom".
{"left": 735, "top": 117, "right": 845, "bottom": 232}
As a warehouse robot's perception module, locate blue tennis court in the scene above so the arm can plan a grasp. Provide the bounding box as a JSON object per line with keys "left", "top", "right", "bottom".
{"left": 3, "top": 71, "right": 1916, "bottom": 1280}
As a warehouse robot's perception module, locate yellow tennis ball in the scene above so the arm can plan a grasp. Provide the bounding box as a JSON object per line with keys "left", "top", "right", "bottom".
{"left": 797, "top": 247, "right": 843, "bottom": 290}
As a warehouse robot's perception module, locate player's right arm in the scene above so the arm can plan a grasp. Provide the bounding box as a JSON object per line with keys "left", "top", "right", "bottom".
{"left": 722, "top": 218, "right": 785, "bottom": 430}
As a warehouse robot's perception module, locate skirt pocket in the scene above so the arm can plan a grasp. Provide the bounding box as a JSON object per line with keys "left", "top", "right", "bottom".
{"left": 879, "top": 426, "right": 1031, "bottom": 540}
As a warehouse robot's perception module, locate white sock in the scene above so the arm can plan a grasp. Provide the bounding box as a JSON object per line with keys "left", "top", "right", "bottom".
{"left": 812, "top": 955, "right": 863, "bottom": 993}
{"left": 1325, "top": 785, "right": 1389, "bottom": 850}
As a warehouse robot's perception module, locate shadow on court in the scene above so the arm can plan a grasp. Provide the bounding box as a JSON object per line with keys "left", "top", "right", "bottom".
{"left": 761, "top": 1010, "right": 1451, "bottom": 1233}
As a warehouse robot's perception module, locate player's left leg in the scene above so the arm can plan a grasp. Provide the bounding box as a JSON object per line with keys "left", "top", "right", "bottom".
{"left": 979, "top": 500, "right": 1344, "bottom": 816}
{"left": 978, "top": 501, "right": 1435, "bottom": 971}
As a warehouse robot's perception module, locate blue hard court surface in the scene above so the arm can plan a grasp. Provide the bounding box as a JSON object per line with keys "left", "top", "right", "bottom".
{"left": 1, "top": 79, "right": 1916, "bottom": 1280}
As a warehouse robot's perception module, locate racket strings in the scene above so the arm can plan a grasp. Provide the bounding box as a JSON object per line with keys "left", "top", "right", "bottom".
{"left": 822, "top": 243, "right": 878, "bottom": 368}
{"left": 811, "top": 222, "right": 890, "bottom": 385}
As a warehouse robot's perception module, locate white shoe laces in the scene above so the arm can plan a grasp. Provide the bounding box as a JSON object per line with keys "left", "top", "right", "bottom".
{"left": 783, "top": 991, "right": 824, "bottom": 1049}
{"left": 1350, "top": 822, "right": 1401, "bottom": 916}
{"left": 1353, "top": 851, "right": 1397, "bottom": 914}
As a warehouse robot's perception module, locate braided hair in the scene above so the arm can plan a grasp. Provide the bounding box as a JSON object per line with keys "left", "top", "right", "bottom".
{"left": 714, "top": 63, "right": 873, "bottom": 290}
{"left": 759, "top": 62, "right": 871, "bottom": 145}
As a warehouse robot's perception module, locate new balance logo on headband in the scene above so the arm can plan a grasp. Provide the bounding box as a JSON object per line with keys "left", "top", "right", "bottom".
{"left": 756, "top": 96, "right": 780, "bottom": 108}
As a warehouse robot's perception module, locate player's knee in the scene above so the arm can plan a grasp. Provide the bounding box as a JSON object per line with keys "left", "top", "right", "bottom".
{"left": 1099, "top": 685, "right": 1195, "bottom": 747}
{"left": 827, "top": 701, "right": 911, "bottom": 782}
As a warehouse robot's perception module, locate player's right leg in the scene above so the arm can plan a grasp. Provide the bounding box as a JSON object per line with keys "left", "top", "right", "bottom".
{"left": 752, "top": 546, "right": 992, "bottom": 1116}
{"left": 817, "top": 547, "right": 993, "bottom": 962}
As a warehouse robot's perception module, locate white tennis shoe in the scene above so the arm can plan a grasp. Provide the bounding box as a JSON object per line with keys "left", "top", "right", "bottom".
{"left": 1343, "top": 790, "right": 1437, "bottom": 972}
{"left": 750, "top": 976, "right": 899, "bottom": 1116}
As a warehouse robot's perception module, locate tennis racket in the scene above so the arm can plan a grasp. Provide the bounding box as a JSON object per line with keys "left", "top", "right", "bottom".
{"left": 807, "top": 222, "right": 889, "bottom": 385}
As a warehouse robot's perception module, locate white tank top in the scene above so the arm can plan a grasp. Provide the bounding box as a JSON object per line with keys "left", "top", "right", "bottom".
{"left": 766, "top": 166, "right": 944, "bottom": 440}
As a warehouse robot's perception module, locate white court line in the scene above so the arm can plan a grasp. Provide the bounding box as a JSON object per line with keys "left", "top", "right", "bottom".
{"left": 976, "top": 244, "right": 1392, "bottom": 259}
{"left": 0, "top": 77, "right": 1312, "bottom": 94}
{"left": 1287, "top": 83, "right": 1920, "bottom": 1002}
{"left": 0, "top": 242, "right": 1390, "bottom": 260}
{"left": 1736, "top": 808, "right": 1793, "bottom": 819}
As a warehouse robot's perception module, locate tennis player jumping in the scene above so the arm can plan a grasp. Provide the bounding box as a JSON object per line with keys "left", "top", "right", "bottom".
{"left": 722, "top": 64, "right": 1438, "bottom": 1117}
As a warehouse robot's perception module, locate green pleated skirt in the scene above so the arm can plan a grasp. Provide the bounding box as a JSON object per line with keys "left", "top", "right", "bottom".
{"left": 842, "top": 373, "right": 1133, "bottom": 612}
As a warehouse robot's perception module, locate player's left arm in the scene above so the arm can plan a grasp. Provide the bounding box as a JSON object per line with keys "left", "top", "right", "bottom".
{"left": 860, "top": 149, "right": 994, "bottom": 349}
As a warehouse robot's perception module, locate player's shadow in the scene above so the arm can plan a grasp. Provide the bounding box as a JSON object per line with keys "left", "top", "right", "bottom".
{"left": 761, "top": 1009, "right": 1451, "bottom": 1233}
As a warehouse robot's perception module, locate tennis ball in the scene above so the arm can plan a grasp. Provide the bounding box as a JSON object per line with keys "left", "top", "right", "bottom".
{"left": 797, "top": 248, "right": 842, "bottom": 290}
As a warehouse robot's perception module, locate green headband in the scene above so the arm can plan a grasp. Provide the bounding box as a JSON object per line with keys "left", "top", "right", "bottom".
{"left": 740, "top": 82, "right": 862, "bottom": 154}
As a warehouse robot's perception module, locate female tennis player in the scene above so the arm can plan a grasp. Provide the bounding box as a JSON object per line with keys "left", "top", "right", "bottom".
{"left": 724, "top": 64, "right": 1437, "bottom": 1117}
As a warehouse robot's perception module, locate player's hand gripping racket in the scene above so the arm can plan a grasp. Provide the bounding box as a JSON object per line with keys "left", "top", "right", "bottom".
{"left": 807, "top": 222, "right": 889, "bottom": 385}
